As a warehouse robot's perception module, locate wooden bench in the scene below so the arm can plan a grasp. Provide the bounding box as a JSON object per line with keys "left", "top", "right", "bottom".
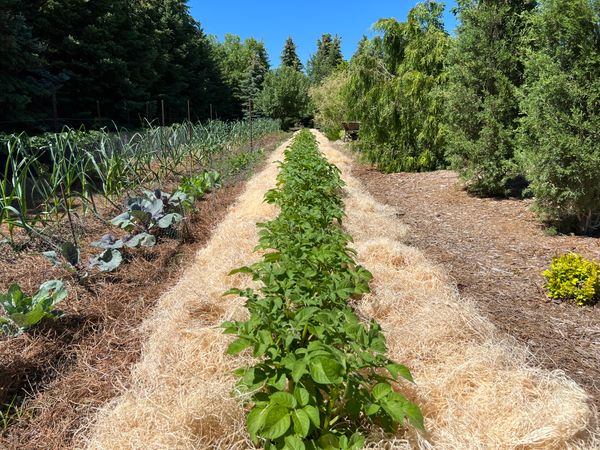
{"left": 341, "top": 121, "right": 360, "bottom": 141}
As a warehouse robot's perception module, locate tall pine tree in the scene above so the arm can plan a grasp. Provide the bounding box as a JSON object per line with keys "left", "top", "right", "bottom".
{"left": 32, "top": 0, "right": 137, "bottom": 124}
{"left": 281, "top": 37, "right": 303, "bottom": 71}
{"left": 307, "top": 34, "right": 343, "bottom": 84}
{"left": 240, "top": 54, "right": 266, "bottom": 121}
{"left": 0, "top": 0, "right": 54, "bottom": 129}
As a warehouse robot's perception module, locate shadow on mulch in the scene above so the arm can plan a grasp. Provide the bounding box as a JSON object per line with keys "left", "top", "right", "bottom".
{"left": 0, "top": 133, "right": 289, "bottom": 449}
{"left": 351, "top": 163, "right": 600, "bottom": 414}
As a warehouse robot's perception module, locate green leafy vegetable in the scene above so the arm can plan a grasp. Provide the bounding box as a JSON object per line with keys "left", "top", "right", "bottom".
{"left": 0, "top": 280, "right": 68, "bottom": 336}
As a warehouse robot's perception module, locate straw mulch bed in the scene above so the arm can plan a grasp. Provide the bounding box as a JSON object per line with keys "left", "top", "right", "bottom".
{"left": 86, "top": 132, "right": 598, "bottom": 449}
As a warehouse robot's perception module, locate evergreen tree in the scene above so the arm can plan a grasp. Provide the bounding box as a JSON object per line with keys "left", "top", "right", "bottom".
{"left": 147, "top": 0, "right": 225, "bottom": 122}
{"left": 281, "top": 37, "right": 303, "bottom": 72}
{"left": 240, "top": 54, "right": 266, "bottom": 121}
{"left": 0, "top": 0, "right": 52, "bottom": 129}
{"left": 307, "top": 34, "right": 344, "bottom": 84}
{"left": 347, "top": 1, "right": 450, "bottom": 172}
{"left": 518, "top": 0, "right": 600, "bottom": 233}
{"left": 32, "top": 0, "right": 137, "bottom": 124}
{"left": 445, "top": 0, "right": 536, "bottom": 196}
{"left": 352, "top": 35, "right": 370, "bottom": 61}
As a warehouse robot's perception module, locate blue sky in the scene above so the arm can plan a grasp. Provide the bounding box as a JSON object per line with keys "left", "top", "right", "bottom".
{"left": 189, "top": 1, "right": 459, "bottom": 68}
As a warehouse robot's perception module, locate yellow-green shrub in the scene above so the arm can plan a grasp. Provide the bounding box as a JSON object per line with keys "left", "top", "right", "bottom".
{"left": 543, "top": 253, "right": 600, "bottom": 306}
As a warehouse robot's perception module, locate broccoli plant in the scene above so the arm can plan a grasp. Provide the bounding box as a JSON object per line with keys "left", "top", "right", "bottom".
{"left": 0, "top": 280, "right": 68, "bottom": 336}
{"left": 179, "top": 171, "right": 222, "bottom": 207}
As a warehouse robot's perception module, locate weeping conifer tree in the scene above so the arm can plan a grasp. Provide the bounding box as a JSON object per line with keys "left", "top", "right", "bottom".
{"left": 445, "top": 0, "right": 536, "bottom": 196}
{"left": 347, "top": 1, "right": 450, "bottom": 172}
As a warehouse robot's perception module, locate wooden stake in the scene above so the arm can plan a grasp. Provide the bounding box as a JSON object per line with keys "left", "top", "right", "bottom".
{"left": 250, "top": 99, "right": 253, "bottom": 152}
{"left": 52, "top": 93, "right": 59, "bottom": 132}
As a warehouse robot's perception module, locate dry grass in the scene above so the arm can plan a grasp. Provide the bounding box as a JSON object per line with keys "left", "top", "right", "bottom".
{"left": 84, "top": 138, "right": 289, "bottom": 449}
{"left": 315, "top": 131, "right": 599, "bottom": 449}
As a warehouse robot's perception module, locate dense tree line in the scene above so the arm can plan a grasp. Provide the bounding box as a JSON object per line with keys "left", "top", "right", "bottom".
{"left": 0, "top": 0, "right": 244, "bottom": 131}
{"left": 0, "top": 0, "right": 331, "bottom": 133}
{"left": 311, "top": 0, "right": 600, "bottom": 234}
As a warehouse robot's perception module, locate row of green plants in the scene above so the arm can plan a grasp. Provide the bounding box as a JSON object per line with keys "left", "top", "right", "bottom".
{"left": 0, "top": 119, "right": 279, "bottom": 248}
{"left": 311, "top": 0, "right": 600, "bottom": 235}
{"left": 222, "top": 130, "right": 423, "bottom": 449}
{"left": 0, "top": 170, "right": 223, "bottom": 336}
{"left": 0, "top": 119, "right": 281, "bottom": 336}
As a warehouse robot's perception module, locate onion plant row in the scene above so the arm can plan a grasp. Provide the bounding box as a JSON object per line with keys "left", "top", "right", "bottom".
{"left": 223, "top": 130, "right": 423, "bottom": 450}
{"left": 0, "top": 119, "right": 279, "bottom": 246}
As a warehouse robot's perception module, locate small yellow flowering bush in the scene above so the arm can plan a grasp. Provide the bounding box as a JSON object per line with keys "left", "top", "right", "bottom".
{"left": 543, "top": 253, "right": 600, "bottom": 306}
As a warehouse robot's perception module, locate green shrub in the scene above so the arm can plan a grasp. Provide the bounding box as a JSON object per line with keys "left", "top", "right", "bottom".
{"left": 543, "top": 253, "right": 600, "bottom": 306}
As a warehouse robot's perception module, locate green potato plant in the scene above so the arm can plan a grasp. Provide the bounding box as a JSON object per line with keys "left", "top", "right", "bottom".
{"left": 223, "top": 130, "right": 423, "bottom": 449}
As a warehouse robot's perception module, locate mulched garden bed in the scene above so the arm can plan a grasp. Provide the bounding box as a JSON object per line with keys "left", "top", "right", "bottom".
{"left": 352, "top": 165, "right": 600, "bottom": 414}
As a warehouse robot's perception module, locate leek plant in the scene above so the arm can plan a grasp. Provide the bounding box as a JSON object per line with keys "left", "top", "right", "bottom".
{"left": 0, "top": 119, "right": 280, "bottom": 248}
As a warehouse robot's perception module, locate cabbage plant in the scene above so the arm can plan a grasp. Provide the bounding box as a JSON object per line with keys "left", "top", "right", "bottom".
{"left": 111, "top": 189, "right": 187, "bottom": 232}
{"left": 0, "top": 280, "right": 68, "bottom": 336}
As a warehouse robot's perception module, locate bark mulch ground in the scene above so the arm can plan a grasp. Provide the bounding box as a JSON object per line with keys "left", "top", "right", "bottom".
{"left": 352, "top": 164, "right": 600, "bottom": 413}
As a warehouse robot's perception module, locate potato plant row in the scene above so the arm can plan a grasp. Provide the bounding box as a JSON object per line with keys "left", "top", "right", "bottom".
{"left": 223, "top": 130, "right": 423, "bottom": 450}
